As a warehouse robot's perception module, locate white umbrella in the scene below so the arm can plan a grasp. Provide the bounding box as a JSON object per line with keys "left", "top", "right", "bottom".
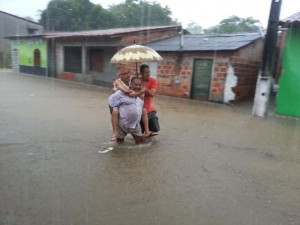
{"left": 110, "top": 44, "right": 163, "bottom": 75}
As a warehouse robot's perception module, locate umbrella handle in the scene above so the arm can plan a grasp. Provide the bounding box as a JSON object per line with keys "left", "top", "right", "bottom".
{"left": 136, "top": 62, "right": 138, "bottom": 77}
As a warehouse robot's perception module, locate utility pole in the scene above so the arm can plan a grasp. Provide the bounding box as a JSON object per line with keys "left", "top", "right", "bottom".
{"left": 252, "top": 0, "right": 282, "bottom": 117}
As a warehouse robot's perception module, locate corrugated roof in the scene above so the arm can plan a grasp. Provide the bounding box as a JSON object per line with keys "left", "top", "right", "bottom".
{"left": 280, "top": 11, "right": 300, "bottom": 26}
{"left": 5, "top": 25, "right": 181, "bottom": 39}
{"left": 146, "top": 33, "right": 262, "bottom": 52}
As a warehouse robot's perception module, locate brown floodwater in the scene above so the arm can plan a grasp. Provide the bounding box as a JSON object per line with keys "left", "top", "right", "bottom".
{"left": 1, "top": 71, "right": 300, "bottom": 225}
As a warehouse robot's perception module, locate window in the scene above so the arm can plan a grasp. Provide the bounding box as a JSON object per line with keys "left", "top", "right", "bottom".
{"left": 64, "top": 47, "right": 82, "bottom": 73}
{"left": 28, "top": 28, "right": 39, "bottom": 35}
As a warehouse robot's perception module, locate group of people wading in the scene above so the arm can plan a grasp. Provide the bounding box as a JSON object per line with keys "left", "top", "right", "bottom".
{"left": 108, "top": 64, "right": 160, "bottom": 144}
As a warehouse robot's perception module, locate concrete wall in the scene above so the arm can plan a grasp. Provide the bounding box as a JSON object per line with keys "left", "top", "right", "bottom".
{"left": 0, "top": 11, "right": 43, "bottom": 53}
{"left": 53, "top": 27, "right": 181, "bottom": 86}
{"left": 55, "top": 41, "right": 120, "bottom": 85}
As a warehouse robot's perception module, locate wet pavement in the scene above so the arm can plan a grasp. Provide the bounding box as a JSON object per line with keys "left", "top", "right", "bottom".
{"left": 1, "top": 71, "right": 300, "bottom": 225}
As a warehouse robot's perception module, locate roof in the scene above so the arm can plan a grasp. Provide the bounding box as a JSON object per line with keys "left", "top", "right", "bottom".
{"left": 0, "top": 10, "right": 42, "bottom": 26}
{"left": 280, "top": 11, "right": 300, "bottom": 27}
{"left": 146, "top": 33, "right": 263, "bottom": 52}
{"left": 5, "top": 25, "right": 181, "bottom": 39}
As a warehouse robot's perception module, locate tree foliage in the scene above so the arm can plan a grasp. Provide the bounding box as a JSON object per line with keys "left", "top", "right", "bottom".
{"left": 108, "top": 0, "right": 174, "bottom": 27}
{"left": 38, "top": 2, "right": 262, "bottom": 33}
{"left": 39, "top": 0, "right": 176, "bottom": 31}
{"left": 204, "top": 16, "right": 261, "bottom": 34}
{"left": 39, "top": 0, "right": 115, "bottom": 31}
{"left": 186, "top": 22, "right": 203, "bottom": 34}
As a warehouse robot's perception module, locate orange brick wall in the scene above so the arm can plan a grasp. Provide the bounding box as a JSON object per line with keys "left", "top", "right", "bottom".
{"left": 210, "top": 59, "right": 229, "bottom": 102}
{"left": 156, "top": 49, "right": 261, "bottom": 103}
{"left": 156, "top": 52, "right": 232, "bottom": 101}
{"left": 238, "top": 39, "right": 264, "bottom": 61}
{"left": 230, "top": 57, "right": 260, "bottom": 102}
{"left": 156, "top": 53, "right": 193, "bottom": 98}
{"left": 121, "top": 29, "right": 181, "bottom": 45}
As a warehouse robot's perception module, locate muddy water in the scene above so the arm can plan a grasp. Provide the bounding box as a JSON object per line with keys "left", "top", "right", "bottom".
{"left": 1, "top": 72, "right": 300, "bottom": 225}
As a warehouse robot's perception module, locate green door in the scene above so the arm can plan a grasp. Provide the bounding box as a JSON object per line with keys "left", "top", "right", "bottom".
{"left": 191, "top": 59, "right": 213, "bottom": 100}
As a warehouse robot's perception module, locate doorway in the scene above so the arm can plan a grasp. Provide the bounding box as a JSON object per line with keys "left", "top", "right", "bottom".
{"left": 191, "top": 59, "right": 213, "bottom": 100}
{"left": 11, "top": 49, "right": 19, "bottom": 73}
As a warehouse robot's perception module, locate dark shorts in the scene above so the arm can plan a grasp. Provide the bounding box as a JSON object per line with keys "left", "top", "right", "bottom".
{"left": 141, "top": 111, "right": 160, "bottom": 133}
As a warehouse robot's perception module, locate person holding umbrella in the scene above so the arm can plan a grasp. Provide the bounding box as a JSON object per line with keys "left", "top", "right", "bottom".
{"left": 109, "top": 64, "right": 154, "bottom": 141}
{"left": 109, "top": 43, "right": 163, "bottom": 139}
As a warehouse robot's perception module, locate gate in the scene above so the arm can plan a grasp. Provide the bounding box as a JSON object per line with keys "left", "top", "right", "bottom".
{"left": 11, "top": 49, "right": 19, "bottom": 73}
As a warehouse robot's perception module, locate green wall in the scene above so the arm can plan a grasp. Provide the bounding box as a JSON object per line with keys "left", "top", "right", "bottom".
{"left": 12, "top": 39, "right": 47, "bottom": 67}
{"left": 276, "top": 27, "right": 300, "bottom": 117}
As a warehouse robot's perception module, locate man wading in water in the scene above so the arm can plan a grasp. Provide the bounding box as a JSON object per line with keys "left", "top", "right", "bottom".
{"left": 109, "top": 65, "right": 154, "bottom": 141}
{"left": 108, "top": 77, "right": 145, "bottom": 144}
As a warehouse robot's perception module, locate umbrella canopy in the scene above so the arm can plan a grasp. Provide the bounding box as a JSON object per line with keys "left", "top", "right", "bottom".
{"left": 110, "top": 44, "right": 163, "bottom": 63}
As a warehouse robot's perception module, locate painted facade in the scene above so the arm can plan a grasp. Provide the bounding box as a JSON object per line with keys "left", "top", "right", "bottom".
{"left": 0, "top": 10, "right": 43, "bottom": 68}
{"left": 7, "top": 28, "right": 264, "bottom": 104}
{"left": 275, "top": 12, "right": 300, "bottom": 117}
{"left": 11, "top": 39, "right": 47, "bottom": 76}
{"left": 6, "top": 26, "right": 182, "bottom": 87}
{"left": 276, "top": 27, "right": 300, "bottom": 116}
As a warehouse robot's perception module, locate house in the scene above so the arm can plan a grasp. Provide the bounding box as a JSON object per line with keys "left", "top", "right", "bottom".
{"left": 6, "top": 25, "right": 182, "bottom": 85}
{"left": 146, "top": 33, "right": 264, "bottom": 103}
{"left": 0, "top": 11, "right": 43, "bottom": 68}
{"left": 6, "top": 25, "right": 264, "bottom": 104}
{"left": 275, "top": 12, "right": 300, "bottom": 117}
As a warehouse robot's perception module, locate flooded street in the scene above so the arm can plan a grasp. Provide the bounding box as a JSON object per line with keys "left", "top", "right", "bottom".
{"left": 1, "top": 71, "right": 300, "bottom": 225}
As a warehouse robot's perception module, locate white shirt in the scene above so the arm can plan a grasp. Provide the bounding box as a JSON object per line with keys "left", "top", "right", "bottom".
{"left": 108, "top": 90, "right": 144, "bottom": 129}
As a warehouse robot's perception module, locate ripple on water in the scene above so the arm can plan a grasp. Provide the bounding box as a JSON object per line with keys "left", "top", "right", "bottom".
{"left": 99, "top": 137, "right": 155, "bottom": 153}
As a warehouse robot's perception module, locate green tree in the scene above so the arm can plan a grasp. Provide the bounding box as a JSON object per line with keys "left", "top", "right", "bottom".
{"left": 24, "top": 16, "right": 36, "bottom": 22}
{"left": 185, "top": 22, "right": 203, "bottom": 34}
{"left": 204, "top": 15, "right": 261, "bottom": 34}
{"left": 39, "top": 0, "right": 176, "bottom": 31}
{"left": 85, "top": 5, "right": 116, "bottom": 29}
{"left": 103, "top": 0, "right": 175, "bottom": 27}
{"left": 39, "top": 0, "right": 113, "bottom": 31}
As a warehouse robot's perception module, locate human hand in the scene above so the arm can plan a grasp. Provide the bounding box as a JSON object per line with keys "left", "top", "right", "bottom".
{"left": 129, "top": 91, "right": 138, "bottom": 97}
{"left": 124, "top": 89, "right": 132, "bottom": 94}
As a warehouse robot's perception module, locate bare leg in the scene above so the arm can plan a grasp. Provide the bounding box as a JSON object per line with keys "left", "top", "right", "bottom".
{"left": 111, "top": 108, "right": 119, "bottom": 141}
{"left": 133, "top": 135, "right": 144, "bottom": 144}
{"left": 143, "top": 108, "right": 158, "bottom": 137}
{"left": 142, "top": 108, "right": 152, "bottom": 137}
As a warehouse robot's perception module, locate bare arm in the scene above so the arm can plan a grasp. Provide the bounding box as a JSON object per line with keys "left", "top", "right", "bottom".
{"left": 144, "top": 87, "right": 157, "bottom": 97}
{"left": 114, "top": 79, "right": 131, "bottom": 94}
{"left": 114, "top": 79, "right": 143, "bottom": 97}
{"left": 131, "top": 86, "right": 156, "bottom": 98}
